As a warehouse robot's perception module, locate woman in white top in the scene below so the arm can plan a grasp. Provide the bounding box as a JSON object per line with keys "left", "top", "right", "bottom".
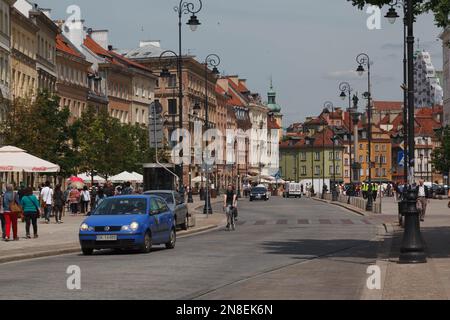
{"left": 80, "top": 186, "right": 91, "bottom": 214}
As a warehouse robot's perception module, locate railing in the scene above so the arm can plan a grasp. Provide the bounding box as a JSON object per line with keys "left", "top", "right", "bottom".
{"left": 317, "top": 193, "right": 382, "bottom": 214}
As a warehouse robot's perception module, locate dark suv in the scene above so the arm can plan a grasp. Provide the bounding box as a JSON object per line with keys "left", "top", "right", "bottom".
{"left": 250, "top": 186, "right": 270, "bottom": 201}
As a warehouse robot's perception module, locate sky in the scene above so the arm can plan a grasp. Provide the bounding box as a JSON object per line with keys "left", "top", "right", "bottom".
{"left": 38, "top": 0, "right": 444, "bottom": 127}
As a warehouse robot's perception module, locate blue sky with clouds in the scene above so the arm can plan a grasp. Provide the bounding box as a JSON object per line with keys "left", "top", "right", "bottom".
{"left": 38, "top": 0, "right": 443, "bottom": 127}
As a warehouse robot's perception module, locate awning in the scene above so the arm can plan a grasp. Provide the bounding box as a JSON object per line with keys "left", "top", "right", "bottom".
{"left": 0, "top": 146, "right": 60, "bottom": 173}
{"left": 110, "top": 171, "right": 142, "bottom": 183}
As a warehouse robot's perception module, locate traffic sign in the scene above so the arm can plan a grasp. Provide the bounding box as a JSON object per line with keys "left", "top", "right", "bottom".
{"left": 149, "top": 101, "right": 163, "bottom": 115}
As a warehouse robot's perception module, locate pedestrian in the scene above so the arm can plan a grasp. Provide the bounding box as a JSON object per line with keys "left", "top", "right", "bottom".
{"left": 417, "top": 179, "right": 430, "bottom": 222}
{"left": 53, "top": 185, "right": 65, "bottom": 224}
{"left": 122, "top": 182, "right": 134, "bottom": 195}
{"left": 40, "top": 181, "right": 53, "bottom": 224}
{"left": 178, "top": 184, "right": 186, "bottom": 203}
{"left": 94, "top": 188, "right": 106, "bottom": 209}
{"left": 90, "top": 186, "right": 97, "bottom": 210}
{"left": 0, "top": 192, "right": 5, "bottom": 240}
{"left": 3, "top": 185, "right": 21, "bottom": 241}
{"left": 104, "top": 182, "right": 114, "bottom": 197}
{"left": 20, "top": 187, "right": 41, "bottom": 239}
{"left": 80, "top": 186, "right": 91, "bottom": 214}
{"left": 68, "top": 187, "right": 81, "bottom": 215}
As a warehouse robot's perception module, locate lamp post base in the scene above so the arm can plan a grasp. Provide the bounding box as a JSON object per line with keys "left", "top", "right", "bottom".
{"left": 203, "top": 195, "right": 213, "bottom": 215}
{"left": 332, "top": 190, "right": 339, "bottom": 202}
{"left": 399, "top": 188, "right": 427, "bottom": 264}
{"left": 187, "top": 191, "right": 194, "bottom": 203}
{"left": 366, "top": 197, "right": 373, "bottom": 212}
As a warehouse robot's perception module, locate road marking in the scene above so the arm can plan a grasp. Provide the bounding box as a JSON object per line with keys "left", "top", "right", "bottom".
{"left": 254, "top": 220, "right": 267, "bottom": 226}
{"left": 276, "top": 219, "right": 288, "bottom": 225}
{"left": 298, "top": 219, "right": 310, "bottom": 225}
{"left": 319, "top": 219, "right": 332, "bottom": 225}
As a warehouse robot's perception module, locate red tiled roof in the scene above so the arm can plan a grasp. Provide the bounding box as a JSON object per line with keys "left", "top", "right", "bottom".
{"left": 373, "top": 101, "right": 403, "bottom": 111}
{"left": 56, "top": 34, "right": 83, "bottom": 58}
{"left": 215, "top": 85, "right": 227, "bottom": 96}
{"left": 415, "top": 117, "right": 441, "bottom": 136}
{"left": 109, "top": 50, "right": 152, "bottom": 73}
{"left": 84, "top": 36, "right": 112, "bottom": 59}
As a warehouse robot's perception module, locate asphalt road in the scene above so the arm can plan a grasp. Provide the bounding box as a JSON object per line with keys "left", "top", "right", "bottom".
{"left": 0, "top": 197, "right": 382, "bottom": 300}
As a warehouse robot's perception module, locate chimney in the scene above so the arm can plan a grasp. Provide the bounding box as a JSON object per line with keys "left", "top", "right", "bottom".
{"left": 90, "top": 30, "right": 109, "bottom": 50}
{"left": 140, "top": 40, "right": 160, "bottom": 48}
{"left": 62, "top": 19, "right": 86, "bottom": 53}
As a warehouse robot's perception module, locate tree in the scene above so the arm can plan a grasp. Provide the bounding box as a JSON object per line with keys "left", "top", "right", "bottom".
{"left": 0, "top": 91, "right": 77, "bottom": 178}
{"left": 348, "top": 0, "right": 450, "bottom": 27}
{"left": 432, "top": 126, "right": 450, "bottom": 178}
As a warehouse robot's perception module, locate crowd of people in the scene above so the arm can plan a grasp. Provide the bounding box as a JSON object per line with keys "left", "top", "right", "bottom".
{"left": 0, "top": 180, "right": 141, "bottom": 242}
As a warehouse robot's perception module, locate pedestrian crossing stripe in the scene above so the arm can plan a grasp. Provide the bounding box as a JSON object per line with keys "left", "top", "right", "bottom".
{"left": 234, "top": 219, "right": 375, "bottom": 226}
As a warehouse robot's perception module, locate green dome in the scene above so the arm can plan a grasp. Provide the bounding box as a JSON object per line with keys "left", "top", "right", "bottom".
{"left": 267, "top": 82, "right": 281, "bottom": 113}
{"left": 267, "top": 102, "right": 281, "bottom": 113}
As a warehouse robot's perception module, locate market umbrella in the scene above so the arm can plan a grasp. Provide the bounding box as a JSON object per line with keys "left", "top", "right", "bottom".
{"left": 110, "top": 171, "right": 140, "bottom": 183}
{"left": 67, "top": 176, "right": 84, "bottom": 189}
{"left": 0, "top": 146, "right": 60, "bottom": 173}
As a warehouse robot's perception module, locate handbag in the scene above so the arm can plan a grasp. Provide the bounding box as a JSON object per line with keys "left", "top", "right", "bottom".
{"left": 28, "top": 196, "right": 41, "bottom": 218}
{"left": 232, "top": 207, "right": 238, "bottom": 219}
{"left": 9, "top": 193, "right": 23, "bottom": 214}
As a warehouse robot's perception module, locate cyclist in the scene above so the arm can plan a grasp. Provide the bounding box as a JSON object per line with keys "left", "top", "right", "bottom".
{"left": 223, "top": 184, "right": 237, "bottom": 231}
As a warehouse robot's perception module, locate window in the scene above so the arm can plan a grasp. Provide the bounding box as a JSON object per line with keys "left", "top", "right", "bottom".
{"left": 300, "top": 152, "right": 306, "bottom": 161}
{"left": 314, "top": 152, "right": 320, "bottom": 161}
{"left": 359, "top": 156, "right": 363, "bottom": 163}
{"left": 168, "top": 75, "right": 177, "bottom": 88}
{"left": 329, "top": 165, "right": 334, "bottom": 175}
{"left": 344, "top": 159, "right": 349, "bottom": 166}
{"left": 336, "top": 166, "right": 341, "bottom": 175}
{"left": 168, "top": 99, "right": 177, "bottom": 115}
{"left": 329, "top": 152, "right": 334, "bottom": 161}
{"left": 301, "top": 166, "right": 307, "bottom": 176}
{"left": 315, "top": 166, "right": 321, "bottom": 176}
{"left": 345, "top": 170, "right": 349, "bottom": 178}
{"left": 375, "top": 144, "right": 379, "bottom": 152}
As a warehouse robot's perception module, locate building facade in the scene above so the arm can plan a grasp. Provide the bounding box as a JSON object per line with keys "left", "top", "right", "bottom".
{"left": 441, "top": 27, "right": 450, "bottom": 126}
{"left": 414, "top": 50, "right": 444, "bottom": 108}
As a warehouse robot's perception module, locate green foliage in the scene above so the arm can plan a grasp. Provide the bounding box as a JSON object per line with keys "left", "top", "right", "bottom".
{"left": 348, "top": 0, "right": 450, "bottom": 27}
{"left": 1, "top": 91, "right": 75, "bottom": 177}
{"left": 432, "top": 126, "right": 450, "bottom": 174}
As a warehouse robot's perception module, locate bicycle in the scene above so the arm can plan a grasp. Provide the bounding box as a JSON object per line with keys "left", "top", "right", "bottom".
{"left": 225, "top": 205, "right": 236, "bottom": 231}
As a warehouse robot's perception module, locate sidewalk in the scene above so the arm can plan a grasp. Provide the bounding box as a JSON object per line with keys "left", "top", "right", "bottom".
{"left": 0, "top": 196, "right": 225, "bottom": 264}
{"left": 315, "top": 195, "right": 450, "bottom": 299}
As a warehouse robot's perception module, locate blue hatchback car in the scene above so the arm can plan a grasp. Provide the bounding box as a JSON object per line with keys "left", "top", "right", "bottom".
{"left": 79, "top": 195, "right": 176, "bottom": 255}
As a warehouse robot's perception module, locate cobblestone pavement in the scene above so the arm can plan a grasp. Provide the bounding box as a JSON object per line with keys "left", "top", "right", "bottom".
{"left": 0, "top": 197, "right": 382, "bottom": 300}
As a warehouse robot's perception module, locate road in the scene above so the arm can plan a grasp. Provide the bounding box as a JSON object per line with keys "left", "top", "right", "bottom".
{"left": 0, "top": 197, "right": 383, "bottom": 300}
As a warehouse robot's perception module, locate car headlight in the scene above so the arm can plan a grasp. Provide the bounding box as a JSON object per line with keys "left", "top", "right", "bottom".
{"left": 80, "top": 223, "right": 89, "bottom": 231}
{"left": 121, "top": 225, "right": 130, "bottom": 231}
{"left": 130, "top": 222, "right": 139, "bottom": 231}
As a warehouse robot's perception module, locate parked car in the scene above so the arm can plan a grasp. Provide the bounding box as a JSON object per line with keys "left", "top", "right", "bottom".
{"left": 431, "top": 184, "right": 449, "bottom": 198}
{"left": 250, "top": 185, "right": 270, "bottom": 201}
{"left": 144, "top": 190, "right": 189, "bottom": 230}
{"left": 79, "top": 195, "right": 176, "bottom": 255}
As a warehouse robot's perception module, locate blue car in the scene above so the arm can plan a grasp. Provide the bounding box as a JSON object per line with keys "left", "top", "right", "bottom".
{"left": 79, "top": 195, "right": 176, "bottom": 255}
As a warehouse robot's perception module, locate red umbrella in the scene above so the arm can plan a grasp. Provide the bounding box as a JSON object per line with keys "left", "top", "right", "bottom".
{"left": 68, "top": 176, "right": 83, "bottom": 182}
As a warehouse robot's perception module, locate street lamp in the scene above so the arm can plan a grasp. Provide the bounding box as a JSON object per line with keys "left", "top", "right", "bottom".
{"left": 339, "top": 81, "right": 354, "bottom": 193}
{"left": 419, "top": 154, "right": 424, "bottom": 180}
{"left": 324, "top": 101, "right": 338, "bottom": 202}
{"left": 173, "top": 0, "right": 203, "bottom": 186}
{"left": 202, "top": 54, "right": 221, "bottom": 215}
{"left": 384, "top": 0, "right": 426, "bottom": 264}
{"left": 356, "top": 53, "right": 373, "bottom": 212}
{"left": 385, "top": 0, "right": 408, "bottom": 188}
{"left": 305, "top": 136, "right": 316, "bottom": 196}
{"left": 321, "top": 116, "right": 326, "bottom": 199}
{"left": 351, "top": 110, "right": 361, "bottom": 183}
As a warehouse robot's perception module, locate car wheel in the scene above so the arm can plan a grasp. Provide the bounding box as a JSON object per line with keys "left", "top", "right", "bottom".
{"left": 140, "top": 231, "right": 152, "bottom": 254}
{"left": 181, "top": 215, "right": 188, "bottom": 230}
{"left": 165, "top": 228, "right": 176, "bottom": 249}
{"left": 81, "top": 247, "right": 93, "bottom": 256}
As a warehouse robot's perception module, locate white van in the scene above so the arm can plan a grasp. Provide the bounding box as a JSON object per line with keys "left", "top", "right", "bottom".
{"left": 283, "top": 183, "right": 302, "bottom": 198}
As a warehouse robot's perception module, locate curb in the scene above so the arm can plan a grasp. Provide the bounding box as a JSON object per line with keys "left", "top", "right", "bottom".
{"left": 311, "top": 197, "right": 367, "bottom": 217}
{"left": 0, "top": 222, "right": 224, "bottom": 265}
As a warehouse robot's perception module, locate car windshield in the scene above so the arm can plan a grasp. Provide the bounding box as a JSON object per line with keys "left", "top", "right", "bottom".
{"left": 92, "top": 198, "right": 147, "bottom": 215}
{"left": 148, "top": 193, "right": 174, "bottom": 204}
{"left": 252, "top": 188, "right": 266, "bottom": 193}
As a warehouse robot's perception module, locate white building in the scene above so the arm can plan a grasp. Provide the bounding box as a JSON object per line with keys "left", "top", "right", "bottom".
{"left": 440, "top": 27, "right": 450, "bottom": 126}
{"left": 414, "top": 50, "right": 444, "bottom": 108}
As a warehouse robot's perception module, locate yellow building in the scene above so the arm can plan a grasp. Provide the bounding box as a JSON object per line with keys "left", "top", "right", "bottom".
{"left": 10, "top": 6, "right": 38, "bottom": 100}
{"left": 357, "top": 125, "right": 392, "bottom": 183}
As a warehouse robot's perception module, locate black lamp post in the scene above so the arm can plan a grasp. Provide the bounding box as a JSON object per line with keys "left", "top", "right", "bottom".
{"left": 356, "top": 53, "right": 373, "bottom": 212}
{"left": 339, "top": 82, "right": 353, "bottom": 184}
{"left": 305, "top": 136, "right": 316, "bottom": 196}
{"left": 351, "top": 110, "right": 361, "bottom": 183}
{"left": 202, "top": 54, "right": 221, "bottom": 215}
{"left": 384, "top": 0, "right": 426, "bottom": 264}
{"left": 321, "top": 117, "right": 326, "bottom": 199}
{"left": 172, "top": 0, "right": 203, "bottom": 187}
{"left": 324, "top": 101, "right": 338, "bottom": 202}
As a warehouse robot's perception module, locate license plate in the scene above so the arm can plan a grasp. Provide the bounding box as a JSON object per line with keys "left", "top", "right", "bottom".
{"left": 96, "top": 235, "right": 117, "bottom": 241}
{"left": 256, "top": 195, "right": 261, "bottom": 198}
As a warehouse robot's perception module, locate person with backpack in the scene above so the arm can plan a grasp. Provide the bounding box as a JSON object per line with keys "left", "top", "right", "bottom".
{"left": 3, "top": 184, "right": 22, "bottom": 241}
{"left": 20, "top": 187, "right": 41, "bottom": 239}
{"left": 68, "top": 187, "right": 81, "bottom": 215}
{"left": 223, "top": 184, "right": 237, "bottom": 231}
{"left": 53, "top": 185, "right": 65, "bottom": 224}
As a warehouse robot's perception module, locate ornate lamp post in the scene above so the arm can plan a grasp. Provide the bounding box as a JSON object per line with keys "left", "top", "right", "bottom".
{"left": 384, "top": 0, "right": 426, "bottom": 264}
{"left": 324, "top": 101, "right": 338, "bottom": 202}
{"left": 305, "top": 136, "right": 316, "bottom": 196}
{"left": 356, "top": 53, "right": 373, "bottom": 212}
{"left": 202, "top": 54, "right": 221, "bottom": 215}
{"left": 172, "top": 0, "right": 203, "bottom": 186}
{"left": 339, "top": 82, "right": 353, "bottom": 184}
